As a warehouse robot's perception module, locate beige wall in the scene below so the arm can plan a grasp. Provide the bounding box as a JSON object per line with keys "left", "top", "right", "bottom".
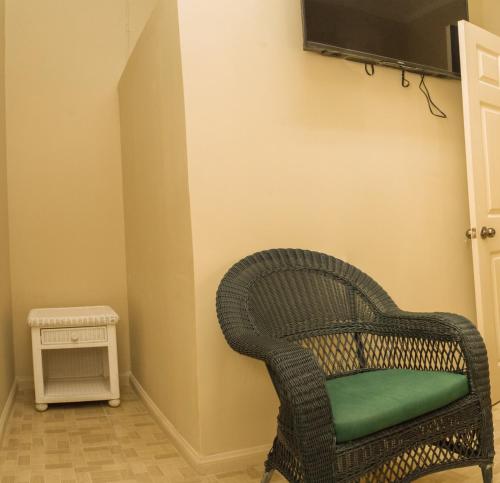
{"left": 119, "top": 1, "right": 200, "bottom": 449}
{"left": 478, "top": 0, "right": 500, "bottom": 35}
{"left": 0, "top": 0, "right": 14, "bottom": 413}
{"left": 177, "top": 0, "right": 478, "bottom": 454}
{"left": 467, "top": 0, "right": 500, "bottom": 36}
{"left": 127, "top": 0, "right": 157, "bottom": 55}
{"left": 118, "top": 0, "right": 496, "bottom": 459}
{"left": 5, "top": 0, "right": 155, "bottom": 379}
{"left": 469, "top": 0, "right": 482, "bottom": 26}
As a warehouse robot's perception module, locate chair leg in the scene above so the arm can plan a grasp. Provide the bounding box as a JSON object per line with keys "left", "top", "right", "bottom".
{"left": 481, "top": 463, "right": 493, "bottom": 483}
{"left": 260, "top": 469, "right": 274, "bottom": 483}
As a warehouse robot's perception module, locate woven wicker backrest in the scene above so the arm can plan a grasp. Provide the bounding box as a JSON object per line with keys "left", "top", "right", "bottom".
{"left": 217, "top": 249, "right": 471, "bottom": 377}
{"left": 248, "top": 269, "right": 379, "bottom": 339}
{"left": 217, "top": 249, "right": 396, "bottom": 341}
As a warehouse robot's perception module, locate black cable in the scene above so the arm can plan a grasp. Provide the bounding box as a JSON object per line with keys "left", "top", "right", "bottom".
{"left": 401, "top": 70, "right": 410, "bottom": 88}
{"left": 365, "top": 63, "right": 375, "bottom": 76}
{"left": 419, "top": 74, "right": 447, "bottom": 118}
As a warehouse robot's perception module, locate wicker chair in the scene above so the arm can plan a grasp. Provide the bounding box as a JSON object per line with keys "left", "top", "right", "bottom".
{"left": 216, "top": 249, "right": 494, "bottom": 483}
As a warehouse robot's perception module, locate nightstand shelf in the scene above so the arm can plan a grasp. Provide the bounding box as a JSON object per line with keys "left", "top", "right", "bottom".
{"left": 43, "top": 376, "right": 112, "bottom": 401}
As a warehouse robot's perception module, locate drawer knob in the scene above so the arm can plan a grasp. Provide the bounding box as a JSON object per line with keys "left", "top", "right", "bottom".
{"left": 71, "top": 333, "right": 79, "bottom": 342}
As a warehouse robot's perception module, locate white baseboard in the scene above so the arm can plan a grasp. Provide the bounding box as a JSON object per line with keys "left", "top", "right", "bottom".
{"left": 129, "top": 373, "right": 269, "bottom": 474}
{"left": 0, "top": 379, "right": 16, "bottom": 444}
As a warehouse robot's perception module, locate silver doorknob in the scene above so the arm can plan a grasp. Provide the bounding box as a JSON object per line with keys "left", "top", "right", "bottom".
{"left": 481, "top": 226, "right": 496, "bottom": 239}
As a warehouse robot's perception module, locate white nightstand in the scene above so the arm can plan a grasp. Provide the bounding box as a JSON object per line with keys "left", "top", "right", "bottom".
{"left": 28, "top": 305, "right": 121, "bottom": 412}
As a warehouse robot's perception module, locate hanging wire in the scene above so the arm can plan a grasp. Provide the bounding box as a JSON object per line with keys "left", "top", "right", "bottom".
{"left": 364, "top": 63, "right": 375, "bottom": 76}
{"left": 401, "top": 69, "right": 410, "bottom": 88}
{"left": 419, "top": 75, "right": 447, "bottom": 118}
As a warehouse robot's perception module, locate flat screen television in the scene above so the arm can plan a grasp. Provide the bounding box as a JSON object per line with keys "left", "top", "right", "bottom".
{"left": 301, "top": 0, "right": 469, "bottom": 79}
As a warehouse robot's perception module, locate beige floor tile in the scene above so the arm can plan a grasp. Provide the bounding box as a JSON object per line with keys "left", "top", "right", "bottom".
{"left": 0, "top": 386, "right": 497, "bottom": 482}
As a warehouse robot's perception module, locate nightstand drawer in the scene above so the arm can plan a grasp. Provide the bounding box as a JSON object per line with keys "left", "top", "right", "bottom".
{"left": 40, "top": 326, "right": 107, "bottom": 345}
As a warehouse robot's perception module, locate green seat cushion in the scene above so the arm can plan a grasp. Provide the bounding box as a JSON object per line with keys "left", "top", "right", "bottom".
{"left": 325, "top": 369, "right": 469, "bottom": 443}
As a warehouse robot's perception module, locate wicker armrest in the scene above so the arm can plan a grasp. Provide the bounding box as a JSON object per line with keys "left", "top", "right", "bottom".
{"left": 226, "top": 331, "right": 336, "bottom": 482}
{"left": 380, "top": 310, "right": 491, "bottom": 407}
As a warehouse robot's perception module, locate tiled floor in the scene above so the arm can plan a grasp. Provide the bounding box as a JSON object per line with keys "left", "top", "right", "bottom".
{"left": 0, "top": 386, "right": 497, "bottom": 482}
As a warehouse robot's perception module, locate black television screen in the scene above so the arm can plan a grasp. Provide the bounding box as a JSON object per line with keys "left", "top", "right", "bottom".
{"left": 302, "top": 0, "right": 469, "bottom": 78}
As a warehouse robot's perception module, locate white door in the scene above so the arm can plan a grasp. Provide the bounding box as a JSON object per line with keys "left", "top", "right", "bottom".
{"left": 459, "top": 20, "right": 500, "bottom": 402}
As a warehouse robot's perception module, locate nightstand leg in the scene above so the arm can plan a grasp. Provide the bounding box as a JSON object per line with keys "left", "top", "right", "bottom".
{"left": 108, "top": 399, "right": 120, "bottom": 408}
{"left": 35, "top": 403, "right": 48, "bottom": 412}
{"left": 31, "top": 327, "right": 46, "bottom": 407}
